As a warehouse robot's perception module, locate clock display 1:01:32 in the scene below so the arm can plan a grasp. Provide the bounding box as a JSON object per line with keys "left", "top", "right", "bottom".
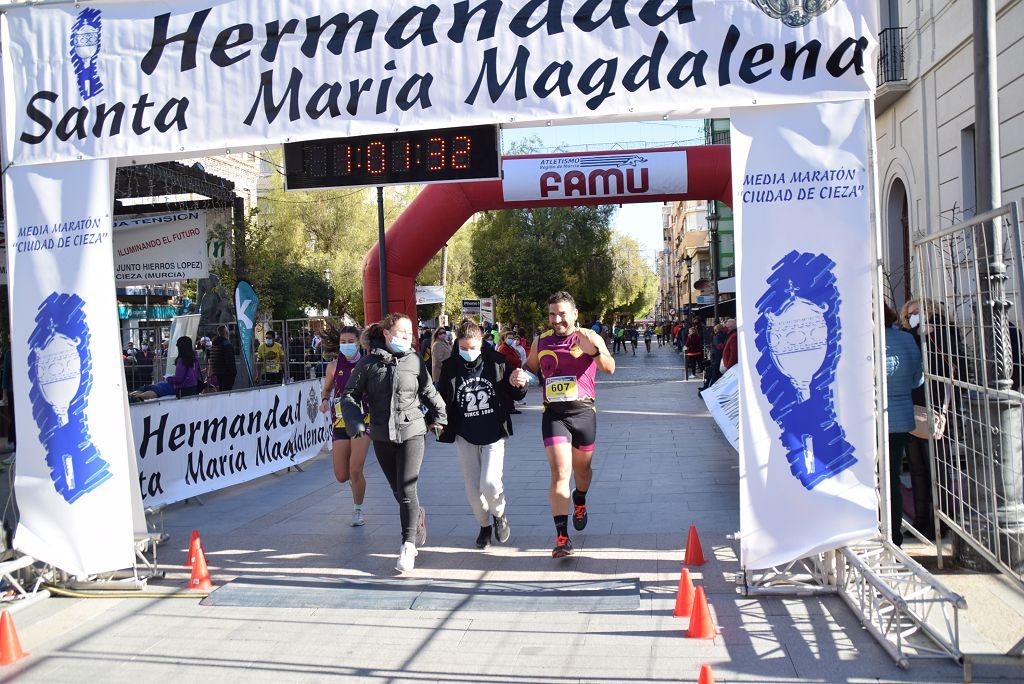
{"left": 283, "top": 124, "right": 501, "bottom": 189}
{"left": 344, "top": 135, "right": 472, "bottom": 175}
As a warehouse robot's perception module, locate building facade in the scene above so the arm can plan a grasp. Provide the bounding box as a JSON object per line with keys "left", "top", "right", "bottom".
{"left": 875, "top": 0, "right": 1024, "bottom": 307}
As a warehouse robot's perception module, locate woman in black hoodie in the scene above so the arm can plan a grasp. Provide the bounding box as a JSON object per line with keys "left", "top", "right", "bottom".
{"left": 341, "top": 312, "right": 446, "bottom": 573}
{"left": 438, "top": 319, "right": 528, "bottom": 550}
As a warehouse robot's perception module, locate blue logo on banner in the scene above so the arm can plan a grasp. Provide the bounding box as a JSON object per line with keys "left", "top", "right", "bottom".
{"left": 28, "top": 293, "right": 111, "bottom": 503}
{"left": 70, "top": 7, "right": 104, "bottom": 100}
{"left": 753, "top": 251, "right": 856, "bottom": 490}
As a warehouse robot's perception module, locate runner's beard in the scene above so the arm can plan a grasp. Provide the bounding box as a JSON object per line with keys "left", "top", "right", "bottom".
{"left": 553, "top": 321, "right": 573, "bottom": 335}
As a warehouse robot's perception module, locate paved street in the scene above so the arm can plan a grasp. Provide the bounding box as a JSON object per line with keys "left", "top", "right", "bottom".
{"left": 3, "top": 342, "right": 1021, "bottom": 682}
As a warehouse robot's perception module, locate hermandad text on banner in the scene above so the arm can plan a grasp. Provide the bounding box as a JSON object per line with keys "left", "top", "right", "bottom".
{"left": 2, "top": 0, "right": 878, "bottom": 165}
{"left": 130, "top": 380, "right": 331, "bottom": 507}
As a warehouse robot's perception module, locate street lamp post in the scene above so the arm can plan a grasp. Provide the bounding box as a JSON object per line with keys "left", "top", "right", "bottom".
{"left": 323, "top": 267, "right": 332, "bottom": 317}
{"left": 707, "top": 205, "right": 721, "bottom": 323}
{"left": 683, "top": 253, "right": 693, "bottom": 325}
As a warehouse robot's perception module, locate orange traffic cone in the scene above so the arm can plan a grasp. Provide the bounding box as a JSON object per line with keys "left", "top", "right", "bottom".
{"left": 189, "top": 546, "right": 213, "bottom": 591}
{"left": 684, "top": 525, "right": 706, "bottom": 566}
{"left": 673, "top": 568, "right": 695, "bottom": 618}
{"left": 187, "top": 530, "right": 201, "bottom": 567}
{"left": 687, "top": 587, "right": 717, "bottom": 639}
{"left": 0, "top": 611, "right": 27, "bottom": 665}
{"left": 697, "top": 663, "right": 716, "bottom": 684}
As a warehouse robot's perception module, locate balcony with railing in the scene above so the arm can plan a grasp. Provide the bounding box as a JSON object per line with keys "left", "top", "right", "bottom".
{"left": 876, "top": 27, "right": 910, "bottom": 113}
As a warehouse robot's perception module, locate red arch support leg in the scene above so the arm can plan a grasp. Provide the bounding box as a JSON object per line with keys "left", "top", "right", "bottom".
{"left": 363, "top": 145, "right": 732, "bottom": 325}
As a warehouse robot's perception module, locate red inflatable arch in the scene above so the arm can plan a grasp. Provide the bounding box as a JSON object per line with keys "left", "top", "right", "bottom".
{"left": 362, "top": 145, "right": 732, "bottom": 325}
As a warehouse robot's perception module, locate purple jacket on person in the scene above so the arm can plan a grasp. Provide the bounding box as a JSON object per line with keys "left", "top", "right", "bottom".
{"left": 167, "top": 357, "right": 201, "bottom": 390}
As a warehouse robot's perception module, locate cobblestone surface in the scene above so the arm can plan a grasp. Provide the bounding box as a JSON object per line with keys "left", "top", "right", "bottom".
{"left": 3, "top": 342, "right": 1020, "bottom": 682}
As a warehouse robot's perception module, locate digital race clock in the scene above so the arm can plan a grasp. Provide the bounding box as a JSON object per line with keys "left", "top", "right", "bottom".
{"left": 283, "top": 125, "right": 501, "bottom": 190}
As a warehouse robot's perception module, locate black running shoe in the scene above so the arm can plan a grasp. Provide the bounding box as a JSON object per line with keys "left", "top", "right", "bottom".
{"left": 572, "top": 492, "right": 588, "bottom": 531}
{"left": 493, "top": 514, "right": 511, "bottom": 543}
{"left": 476, "top": 526, "right": 492, "bottom": 549}
{"left": 552, "top": 534, "right": 574, "bottom": 558}
{"left": 415, "top": 506, "right": 427, "bottom": 547}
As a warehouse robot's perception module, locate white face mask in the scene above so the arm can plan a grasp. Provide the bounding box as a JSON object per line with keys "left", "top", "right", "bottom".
{"left": 908, "top": 313, "right": 920, "bottom": 329}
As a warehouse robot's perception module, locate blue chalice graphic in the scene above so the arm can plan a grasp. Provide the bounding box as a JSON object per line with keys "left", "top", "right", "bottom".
{"left": 70, "top": 8, "right": 104, "bottom": 101}
{"left": 28, "top": 293, "right": 111, "bottom": 503}
{"left": 754, "top": 252, "right": 856, "bottom": 490}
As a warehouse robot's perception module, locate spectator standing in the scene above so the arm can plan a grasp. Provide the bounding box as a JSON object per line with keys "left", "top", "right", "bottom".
{"left": 884, "top": 303, "right": 924, "bottom": 546}
{"left": 721, "top": 319, "right": 738, "bottom": 371}
{"left": 256, "top": 331, "right": 284, "bottom": 385}
{"left": 210, "top": 325, "right": 237, "bottom": 391}
{"left": 430, "top": 327, "right": 452, "bottom": 384}
{"left": 701, "top": 324, "right": 727, "bottom": 390}
{"left": 684, "top": 325, "right": 702, "bottom": 377}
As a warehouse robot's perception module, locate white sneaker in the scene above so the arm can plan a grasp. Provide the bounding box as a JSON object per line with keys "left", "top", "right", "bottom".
{"left": 351, "top": 509, "right": 365, "bottom": 526}
{"left": 395, "top": 541, "right": 417, "bottom": 573}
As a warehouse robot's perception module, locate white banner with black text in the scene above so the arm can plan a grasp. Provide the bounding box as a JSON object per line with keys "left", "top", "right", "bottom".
{"left": 3, "top": 160, "right": 137, "bottom": 577}
{"left": 502, "top": 149, "right": 687, "bottom": 202}
{"left": 113, "top": 210, "right": 209, "bottom": 284}
{"left": 2, "top": 0, "right": 876, "bottom": 165}
{"left": 131, "top": 380, "right": 331, "bottom": 507}
{"left": 731, "top": 99, "right": 878, "bottom": 570}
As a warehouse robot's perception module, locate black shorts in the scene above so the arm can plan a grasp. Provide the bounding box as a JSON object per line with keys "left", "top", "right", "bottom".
{"left": 542, "top": 406, "right": 597, "bottom": 452}
{"left": 332, "top": 427, "right": 351, "bottom": 441}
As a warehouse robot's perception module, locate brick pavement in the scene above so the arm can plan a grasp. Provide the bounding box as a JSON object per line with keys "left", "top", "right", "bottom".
{"left": 3, "top": 342, "right": 1020, "bottom": 682}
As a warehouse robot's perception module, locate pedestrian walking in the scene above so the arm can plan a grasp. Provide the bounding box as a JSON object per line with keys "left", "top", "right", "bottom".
{"left": 340, "top": 313, "right": 447, "bottom": 573}
{"left": 438, "top": 319, "right": 528, "bottom": 549}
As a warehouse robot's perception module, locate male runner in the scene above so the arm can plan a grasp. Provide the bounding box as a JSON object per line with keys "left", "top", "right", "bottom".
{"left": 512, "top": 291, "right": 615, "bottom": 558}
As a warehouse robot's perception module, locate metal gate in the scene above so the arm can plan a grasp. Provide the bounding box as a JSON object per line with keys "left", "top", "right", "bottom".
{"left": 913, "top": 201, "right": 1024, "bottom": 586}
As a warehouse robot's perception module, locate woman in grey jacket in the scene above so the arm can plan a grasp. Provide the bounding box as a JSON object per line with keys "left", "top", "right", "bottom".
{"left": 341, "top": 312, "right": 447, "bottom": 572}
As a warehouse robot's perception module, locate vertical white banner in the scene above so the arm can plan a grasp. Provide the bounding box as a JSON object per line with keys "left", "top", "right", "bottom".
{"left": 3, "top": 160, "right": 136, "bottom": 576}
{"left": 732, "top": 100, "right": 878, "bottom": 570}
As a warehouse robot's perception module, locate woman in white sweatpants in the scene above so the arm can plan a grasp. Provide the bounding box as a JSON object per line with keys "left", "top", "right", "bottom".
{"left": 437, "top": 319, "right": 528, "bottom": 549}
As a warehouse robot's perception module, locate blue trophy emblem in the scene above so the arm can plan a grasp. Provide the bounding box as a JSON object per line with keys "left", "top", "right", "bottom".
{"left": 28, "top": 293, "right": 111, "bottom": 503}
{"left": 70, "top": 8, "right": 104, "bottom": 101}
{"left": 753, "top": 251, "right": 856, "bottom": 490}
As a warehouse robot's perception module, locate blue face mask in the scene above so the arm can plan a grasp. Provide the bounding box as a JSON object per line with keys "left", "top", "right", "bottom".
{"left": 389, "top": 337, "right": 412, "bottom": 354}
{"left": 339, "top": 343, "right": 359, "bottom": 358}
{"left": 459, "top": 348, "right": 481, "bottom": 362}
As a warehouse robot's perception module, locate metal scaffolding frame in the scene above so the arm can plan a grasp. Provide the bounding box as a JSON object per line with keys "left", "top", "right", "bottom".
{"left": 742, "top": 540, "right": 965, "bottom": 670}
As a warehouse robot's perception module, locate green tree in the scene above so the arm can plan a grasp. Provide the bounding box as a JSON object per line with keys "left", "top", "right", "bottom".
{"left": 469, "top": 204, "right": 615, "bottom": 329}
{"left": 244, "top": 168, "right": 420, "bottom": 322}
{"left": 606, "top": 233, "right": 657, "bottom": 320}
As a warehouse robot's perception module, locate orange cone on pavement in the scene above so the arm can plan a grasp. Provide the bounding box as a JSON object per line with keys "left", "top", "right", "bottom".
{"left": 189, "top": 546, "right": 213, "bottom": 591}
{"left": 187, "top": 530, "right": 201, "bottom": 567}
{"left": 697, "top": 663, "right": 716, "bottom": 684}
{"left": 0, "top": 611, "right": 27, "bottom": 665}
{"left": 687, "top": 587, "right": 717, "bottom": 639}
{"left": 684, "top": 525, "right": 706, "bottom": 566}
{"left": 673, "top": 568, "right": 696, "bottom": 618}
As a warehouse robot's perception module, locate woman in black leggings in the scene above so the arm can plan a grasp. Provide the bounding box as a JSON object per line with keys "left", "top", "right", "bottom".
{"left": 341, "top": 313, "right": 447, "bottom": 573}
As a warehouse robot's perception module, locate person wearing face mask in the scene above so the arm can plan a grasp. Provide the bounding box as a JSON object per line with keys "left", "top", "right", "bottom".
{"left": 321, "top": 326, "right": 372, "bottom": 527}
{"left": 430, "top": 327, "right": 452, "bottom": 384}
{"left": 257, "top": 330, "right": 284, "bottom": 385}
{"left": 340, "top": 313, "right": 447, "bottom": 573}
{"left": 899, "top": 298, "right": 966, "bottom": 539}
{"left": 497, "top": 329, "right": 524, "bottom": 415}
{"left": 438, "top": 319, "right": 527, "bottom": 549}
